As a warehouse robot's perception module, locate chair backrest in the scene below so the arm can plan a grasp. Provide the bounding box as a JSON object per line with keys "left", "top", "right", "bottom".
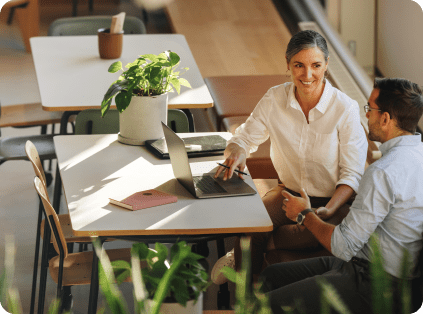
{"left": 25, "top": 141, "right": 48, "bottom": 188}
{"left": 74, "top": 109, "right": 190, "bottom": 135}
{"left": 33, "top": 176, "right": 68, "bottom": 258}
{"left": 48, "top": 15, "right": 147, "bottom": 36}
{"left": 168, "top": 109, "right": 190, "bottom": 133}
{"left": 75, "top": 109, "right": 120, "bottom": 135}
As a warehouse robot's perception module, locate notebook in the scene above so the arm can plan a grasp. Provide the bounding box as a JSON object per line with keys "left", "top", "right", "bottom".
{"left": 145, "top": 134, "right": 227, "bottom": 159}
{"left": 109, "top": 189, "right": 177, "bottom": 211}
{"left": 162, "top": 122, "right": 257, "bottom": 199}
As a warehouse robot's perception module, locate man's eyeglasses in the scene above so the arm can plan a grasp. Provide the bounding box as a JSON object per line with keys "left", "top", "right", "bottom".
{"left": 364, "top": 105, "right": 382, "bottom": 113}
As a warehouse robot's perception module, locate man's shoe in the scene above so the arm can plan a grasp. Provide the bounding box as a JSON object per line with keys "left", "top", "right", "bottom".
{"left": 211, "top": 249, "right": 235, "bottom": 285}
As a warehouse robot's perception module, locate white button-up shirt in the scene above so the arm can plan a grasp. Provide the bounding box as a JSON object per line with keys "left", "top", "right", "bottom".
{"left": 228, "top": 81, "right": 368, "bottom": 197}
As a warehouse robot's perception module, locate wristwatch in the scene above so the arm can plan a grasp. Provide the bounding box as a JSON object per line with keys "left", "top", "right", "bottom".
{"left": 296, "top": 208, "right": 313, "bottom": 225}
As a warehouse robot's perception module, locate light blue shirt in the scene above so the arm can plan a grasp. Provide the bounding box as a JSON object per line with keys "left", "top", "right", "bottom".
{"left": 332, "top": 134, "right": 423, "bottom": 278}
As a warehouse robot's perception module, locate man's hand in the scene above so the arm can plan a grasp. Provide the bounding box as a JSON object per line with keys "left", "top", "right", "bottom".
{"left": 281, "top": 188, "right": 311, "bottom": 222}
{"left": 214, "top": 143, "right": 247, "bottom": 180}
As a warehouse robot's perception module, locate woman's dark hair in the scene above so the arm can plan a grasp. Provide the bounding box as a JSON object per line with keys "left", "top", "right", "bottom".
{"left": 285, "top": 30, "right": 329, "bottom": 63}
{"left": 374, "top": 77, "right": 423, "bottom": 134}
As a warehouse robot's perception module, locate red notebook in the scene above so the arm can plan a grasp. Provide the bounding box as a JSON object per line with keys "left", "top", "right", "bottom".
{"left": 109, "top": 189, "right": 177, "bottom": 211}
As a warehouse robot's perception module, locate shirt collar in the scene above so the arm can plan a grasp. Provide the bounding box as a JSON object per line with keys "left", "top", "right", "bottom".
{"left": 286, "top": 80, "right": 334, "bottom": 114}
{"left": 379, "top": 133, "right": 422, "bottom": 155}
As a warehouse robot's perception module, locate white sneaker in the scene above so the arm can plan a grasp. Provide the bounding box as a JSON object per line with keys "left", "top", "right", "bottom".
{"left": 211, "top": 249, "right": 235, "bottom": 285}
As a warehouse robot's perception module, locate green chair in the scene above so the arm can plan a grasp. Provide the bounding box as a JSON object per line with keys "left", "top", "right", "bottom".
{"left": 74, "top": 109, "right": 190, "bottom": 134}
{"left": 48, "top": 15, "right": 147, "bottom": 36}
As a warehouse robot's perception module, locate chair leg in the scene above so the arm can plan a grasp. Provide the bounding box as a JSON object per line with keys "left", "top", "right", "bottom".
{"left": 30, "top": 201, "right": 44, "bottom": 314}
{"left": 88, "top": 0, "right": 93, "bottom": 13}
{"left": 37, "top": 221, "right": 51, "bottom": 314}
{"left": 61, "top": 286, "right": 73, "bottom": 313}
{"left": 72, "top": 0, "right": 78, "bottom": 16}
{"left": 52, "top": 164, "right": 62, "bottom": 214}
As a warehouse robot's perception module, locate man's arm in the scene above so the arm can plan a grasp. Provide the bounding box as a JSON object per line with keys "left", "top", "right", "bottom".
{"left": 282, "top": 189, "right": 335, "bottom": 252}
{"left": 302, "top": 212, "right": 335, "bottom": 252}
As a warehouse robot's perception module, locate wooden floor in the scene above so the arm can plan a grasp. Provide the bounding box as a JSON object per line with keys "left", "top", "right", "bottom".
{"left": 166, "top": 0, "right": 292, "bottom": 77}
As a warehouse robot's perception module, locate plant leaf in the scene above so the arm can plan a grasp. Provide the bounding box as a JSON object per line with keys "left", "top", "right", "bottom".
{"left": 221, "top": 267, "right": 237, "bottom": 283}
{"left": 115, "top": 91, "right": 132, "bottom": 113}
{"left": 108, "top": 61, "right": 122, "bottom": 73}
{"left": 178, "top": 78, "right": 192, "bottom": 88}
{"left": 169, "top": 77, "right": 181, "bottom": 94}
{"left": 111, "top": 260, "right": 131, "bottom": 285}
{"left": 168, "top": 51, "right": 180, "bottom": 67}
{"left": 132, "top": 242, "right": 150, "bottom": 260}
{"left": 101, "top": 81, "right": 128, "bottom": 117}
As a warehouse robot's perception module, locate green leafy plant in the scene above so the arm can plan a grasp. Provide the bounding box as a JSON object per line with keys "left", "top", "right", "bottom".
{"left": 100, "top": 51, "right": 191, "bottom": 117}
{"left": 96, "top": 240, "right": 210, "bottom": 314}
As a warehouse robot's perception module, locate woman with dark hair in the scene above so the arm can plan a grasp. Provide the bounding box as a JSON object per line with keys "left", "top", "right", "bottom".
{"left": 211, "top": 30, "right": 368, "bottom": 284}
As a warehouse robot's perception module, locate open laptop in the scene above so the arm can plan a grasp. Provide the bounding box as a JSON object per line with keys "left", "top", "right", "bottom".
{"left": 161, "top": 122, "right": 257, "bottom": 199}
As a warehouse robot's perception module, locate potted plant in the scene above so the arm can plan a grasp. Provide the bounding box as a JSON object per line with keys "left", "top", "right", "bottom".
{"left": 97, "top": 241, "right": 210, "bottom": 314}
{"left": 101, "top": 51, "right": 191, "bottom": 145}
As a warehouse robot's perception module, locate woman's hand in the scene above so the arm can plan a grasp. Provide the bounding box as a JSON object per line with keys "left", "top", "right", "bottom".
{"left": 315, "top": 207, "right": 336, "bottom": 220}
{"left": 214, "top": 143, "right": 247, "bottom": 180}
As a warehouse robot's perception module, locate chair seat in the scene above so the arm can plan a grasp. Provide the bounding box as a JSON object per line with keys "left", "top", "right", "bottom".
{"left": 40, "top": 214, "right": 92, "bottom": 243}
{"left": 0, "top": 103, "right": 64, "bottom": 128}
{"left": 49, "top": 248, "right": 138, "bottom": 286}
{"left": 0, "top": 134, "right": 56, "bottom": 161}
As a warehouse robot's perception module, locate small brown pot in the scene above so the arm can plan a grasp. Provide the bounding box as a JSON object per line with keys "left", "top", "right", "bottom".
{"left": 98, "top": 28, "right": 123, "bottom": 59}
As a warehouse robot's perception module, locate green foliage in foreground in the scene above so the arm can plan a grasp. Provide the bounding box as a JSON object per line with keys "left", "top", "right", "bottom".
{"left": 0, "top": 234, "right": 419, "bottom": 314}
{"left": 221, "top": 235, "right": 417, "bottom": 314}
{"left": 94, "top": 240, "right": 210, "bottom": 314}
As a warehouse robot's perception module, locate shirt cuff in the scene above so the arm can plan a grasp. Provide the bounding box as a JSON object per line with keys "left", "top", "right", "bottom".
{"left": 331, "top": 225, "right": 353, "bottom": 261}
{"left": 337, "top": 176, "right": 360, "bottom": 194}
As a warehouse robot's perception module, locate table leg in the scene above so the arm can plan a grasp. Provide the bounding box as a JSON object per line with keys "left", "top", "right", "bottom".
{"left": 88, "top": 237, "right": 104, "bottom": 314}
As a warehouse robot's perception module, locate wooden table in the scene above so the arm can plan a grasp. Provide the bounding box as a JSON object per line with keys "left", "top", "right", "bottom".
{"left": 54, "top": 133, "right": 272, "bottom": 312}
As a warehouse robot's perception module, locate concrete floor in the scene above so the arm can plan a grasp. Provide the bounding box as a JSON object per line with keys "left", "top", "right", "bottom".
{"left": 0, "top": 1, "right": 233, "bottom": 312}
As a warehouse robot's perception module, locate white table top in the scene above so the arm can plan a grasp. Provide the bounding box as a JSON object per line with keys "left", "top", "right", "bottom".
{"left": 54, "top": 133, "right": 272, "bottom": 237}
{"left": 30, "top": 34, "right": 213, "bottom": 111}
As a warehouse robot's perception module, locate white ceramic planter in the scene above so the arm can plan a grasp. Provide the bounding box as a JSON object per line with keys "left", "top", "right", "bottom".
{"left": 118, "top": 93, "right": 168, "bottom": 145}
{"left": 146, "top": 293, "right": 203, "bottom": 314}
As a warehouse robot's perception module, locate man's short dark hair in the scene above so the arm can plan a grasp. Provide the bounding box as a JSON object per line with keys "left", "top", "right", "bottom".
{"left": 374, "top": 77, "right": 423, "bottom": 134}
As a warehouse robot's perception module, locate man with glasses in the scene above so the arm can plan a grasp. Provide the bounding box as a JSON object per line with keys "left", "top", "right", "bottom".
{"left": 259, "top": 77, "right": 423, "bottom": 313}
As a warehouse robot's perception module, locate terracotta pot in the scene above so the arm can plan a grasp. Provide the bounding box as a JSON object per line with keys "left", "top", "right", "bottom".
{"left": 118, "top": 93, "right": 168, "bottom": 145}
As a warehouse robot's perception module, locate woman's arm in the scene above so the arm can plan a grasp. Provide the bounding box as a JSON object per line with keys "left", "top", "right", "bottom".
{"left": 315, "top": 184, "right": 354, "bottom": 220}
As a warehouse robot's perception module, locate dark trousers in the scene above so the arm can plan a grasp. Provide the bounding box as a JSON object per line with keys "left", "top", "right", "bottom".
{"left": 259, "top": 256, "right": 373, "bottom": 314}
{"left": 234, "top": 184, "right": 350, "bottom": 274}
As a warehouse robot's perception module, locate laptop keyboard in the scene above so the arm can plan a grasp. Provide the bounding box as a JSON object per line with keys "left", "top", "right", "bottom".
{"left": 193, "top": 175, "right": 227, "bottom": 194}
